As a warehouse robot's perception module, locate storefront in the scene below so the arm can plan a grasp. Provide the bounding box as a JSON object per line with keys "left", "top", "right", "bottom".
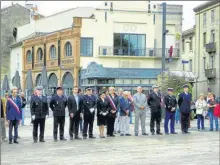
{"left": 80, "top": 62, "right": 161, "bottom": 95}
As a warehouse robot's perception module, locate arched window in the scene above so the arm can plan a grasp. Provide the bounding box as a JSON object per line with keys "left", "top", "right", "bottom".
{"left": 26, "top": 50, "right": 32, "bottom": 63}
{"left": 65, "top": 42, "right": 72, "bottom": 57}
{"left": 37, "top": 48, "right": 43, "bottom": 62}
{"left": 50, "top": 45, "right": 56, "bottom": 59}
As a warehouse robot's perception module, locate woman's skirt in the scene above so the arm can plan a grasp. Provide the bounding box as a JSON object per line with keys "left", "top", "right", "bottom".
{"left": 97, "top": 115, "right": 107, "bottom": 126}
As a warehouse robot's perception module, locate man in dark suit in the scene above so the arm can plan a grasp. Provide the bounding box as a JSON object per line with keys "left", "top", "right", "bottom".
{"left": 178, "top": 84, "right": 192, "bottom": 134}
{"left": 147, "top": 85, "right": 163, "bottom": 135}
{"left": 68, "top": 86, "right": 83, "bottom": 140}
{"left": 82, "top": 87, "right": 96, "bottom": 139}
{"left": 6, "top": 87, "right": 22, "bottom": 144}
{"left": 30, "top": 86, "right": 49, "bottom": 143}
{"left": 50, "top": 86, "right": 67, "bottom": 141}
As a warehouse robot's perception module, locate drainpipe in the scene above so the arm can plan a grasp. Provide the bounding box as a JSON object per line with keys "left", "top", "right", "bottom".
{"left": 195, "top": 11, "right": 200, "bottom": 99}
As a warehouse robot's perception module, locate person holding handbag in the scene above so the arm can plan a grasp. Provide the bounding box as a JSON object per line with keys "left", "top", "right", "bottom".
{"left": 195, "top": 93, "right": 207, "bottom": 131}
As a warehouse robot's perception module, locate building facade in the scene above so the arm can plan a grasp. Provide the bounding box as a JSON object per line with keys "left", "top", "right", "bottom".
{"left": 11, "top": 1, "right": 184, "bottom": 95}
{"left": 181, "top": 28, "right": 195, "bottom": 72}
{"left": 1, "top": 3, "right": 32, "bottom": 82}
{"left": 193, "top": 1, "right": 220, "bottom": 97}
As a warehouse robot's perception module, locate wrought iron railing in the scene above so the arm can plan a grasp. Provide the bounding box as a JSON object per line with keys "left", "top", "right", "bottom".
{"left": 99, "top": 47, "right": 180, "bottom": 58}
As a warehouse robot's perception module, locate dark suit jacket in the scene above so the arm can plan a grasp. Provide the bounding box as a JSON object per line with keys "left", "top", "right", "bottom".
{"left": 147, "top": 92, "right": 161, "bottom": 113}
{"left": 97, "top": 98, "right": 110, "bottom": 117}
{"left": 6, "top": 96, "right": 22, "bottom": 120}
{"left": 67, "top": 94, "right": 83, "bottom": 118}
{"left": 178, "top": 92, "right": 192, "bottom": 113}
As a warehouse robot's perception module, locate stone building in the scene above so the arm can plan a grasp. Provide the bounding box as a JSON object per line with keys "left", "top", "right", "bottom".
{"left": 193, "top": 0, "right": 220, "bottom": 97}
{"left": 1, "top": 3, "right": 43, "bottom": 83}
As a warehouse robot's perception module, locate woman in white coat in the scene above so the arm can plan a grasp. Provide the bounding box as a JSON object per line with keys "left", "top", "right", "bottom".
{"left": 195, "top": 93, "right": 207, "bottom": 130}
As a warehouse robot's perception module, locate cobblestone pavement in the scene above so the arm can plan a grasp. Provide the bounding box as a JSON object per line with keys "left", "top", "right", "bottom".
{"left": 1, "top": 115, "right": 220, "bottom": 165}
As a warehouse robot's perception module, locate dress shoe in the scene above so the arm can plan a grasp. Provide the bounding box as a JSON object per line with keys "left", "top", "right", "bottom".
{"left": 40, "top": 139, "right": 45, "bottom": 142}
{"left": 89, "top": 136, "right": 96, "bottom": 139}
{"left": 110, "top": 134, "right": 115, "bottom": 137}
{"left": 9, "top": 141, "right": 12, "bottom": 144}
{"left": 107, "top": 135, "right": 111, "bottom": 137}
{"left": 125, "top": 134, "right": 132, "bottom": 136}
{"left": 182, "top": 131, "right": 187, "bottom": 134}
{"left": 75, "top": 137, "right": 82, "bottom": 140}
{"left": 185, "top": 131, "right": 190, "bottom": 134}
{"left": 14, "top": 140, "right": 19, "bottom": 144}
{"left": 120, "top": 134, "right": 124, "bottom": 136}
{"left": 60, "top": 138, "right": 67, "bottom": 141}
{"left": 156, "top": 132, "right": 163, "bottom": 135}
{"left": 171, "top": 132, "right": 178, "bottom": 134}
{"left": 70, "top": 137, "right": 73, "bottom": 140}
{"left": 142, "top": 133, "right": 148, "bottom": 136}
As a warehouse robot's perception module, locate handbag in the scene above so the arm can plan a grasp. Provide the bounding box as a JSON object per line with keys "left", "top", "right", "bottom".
{"left": 213, "top": 104, "right": 220, "bottom": 118}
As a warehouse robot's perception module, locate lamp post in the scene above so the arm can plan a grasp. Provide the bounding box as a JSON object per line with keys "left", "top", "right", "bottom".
{"left": 161, "top": 2, "right": 167, "bottom": 75}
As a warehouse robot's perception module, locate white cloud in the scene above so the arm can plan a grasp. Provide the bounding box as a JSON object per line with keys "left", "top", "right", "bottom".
{"left": 1, "top": 1, "right": 207, "bottom": 31}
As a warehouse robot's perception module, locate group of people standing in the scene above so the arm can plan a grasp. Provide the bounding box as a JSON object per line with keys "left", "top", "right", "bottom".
{"left": 1, "top": 83, "right": 219, "bottom": 144}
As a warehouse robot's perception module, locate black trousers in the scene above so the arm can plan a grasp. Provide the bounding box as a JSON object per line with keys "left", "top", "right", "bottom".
{"left": 69, "top": 116, "right": 80, "bottom": 138}
{"left": 33, "top": 118, "right": 45, "bottom": 141}
{"left": 107, "top": 116, "right": 115, "bottom": 135}
{"left": 181, "top": 112, "right": 190, "bottom": 132}
{"left": 83, "top": 115, "right": 94, "bottom": 137}
{"left": 53, "top": 116, "right": 65, "bottom": 139}
{"left": 150, "top": 111, "right": 161, "bottom": 133}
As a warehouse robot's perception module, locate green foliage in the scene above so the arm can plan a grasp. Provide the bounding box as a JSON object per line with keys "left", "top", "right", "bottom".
{"left": 158, "top": 75, "right": 193, "bottom": 97}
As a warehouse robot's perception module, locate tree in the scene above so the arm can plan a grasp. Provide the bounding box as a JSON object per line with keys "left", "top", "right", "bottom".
{"left": 158, "top": 75, "right": 193, "bottom": 97}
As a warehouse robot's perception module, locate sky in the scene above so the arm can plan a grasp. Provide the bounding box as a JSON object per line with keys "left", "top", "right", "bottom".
{"left": 1, "top": 1, "right": 207, "bottom": 31}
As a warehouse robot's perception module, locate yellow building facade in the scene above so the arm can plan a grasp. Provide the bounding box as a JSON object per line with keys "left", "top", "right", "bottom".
{"left": 22, "top": 17, "right": 82, "bottom": 94}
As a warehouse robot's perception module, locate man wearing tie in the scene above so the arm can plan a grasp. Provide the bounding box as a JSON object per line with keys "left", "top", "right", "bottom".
{"left": 68, "top": 86, "right": 83, "bottom": 140}
{"left": 178, "top": 84, "right": 192, "bottom": 134}
{"left": 6, "top": 87, "right": 22, "bottom": 144}
{"left": 50, "top": 86, "right": 67, "bottom": 141}
{"left": 30, "top": 86, "right": 49, "bottom": 143}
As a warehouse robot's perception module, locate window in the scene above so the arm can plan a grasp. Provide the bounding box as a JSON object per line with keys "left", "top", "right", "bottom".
{"left": 203, "top": 57, "right": 206, "bottom": 70}
{"left": 189, "top": 59, "right": 192, "bottom": 72}
{"left": 211, "top": 30, "right": 215, "bottom": 42}
{"left": 211, "top": 10, "right": 215, "bottom": 23}
{"left": 65, "top": 42, "right": 72, "bottom": 57}
{"left": 203, "top": 13, "right": 206, "bottom": 27}
{"left": 189, "top": 37, "right": 193, "bottom": 51}
{"left": 210, "top": 56, "right": 214, "bottom": 69}
{"left": 153, "top": 14, "right": 156, "bottom": 24}
{"left": 37, "top": 48, "right": 43, "bottom": 62}
{"left": 113, "top": 33, "right": 146, "bottom": 56}
{"left": 182, "top": 39, "right": 185, "bottom": 52}
{"left": 88, "top": 79, "right": 94, "bottom": 84}
{"left": 50, "top": 45, "right": 56, "bottom": 59}
{"left": 80, "top": 38, "right": 93, "bottom": 56}
{"left": 104, "top": 2, "right": 107, "bottom": 6}
{"left": 26, "top": 50, "right": 32, "bottom": 63}
{"left": 203, "top": 32, "right": 206, "bottom": 46}
{"left": 105, "top": 12, "right": 107, "bottom": 22}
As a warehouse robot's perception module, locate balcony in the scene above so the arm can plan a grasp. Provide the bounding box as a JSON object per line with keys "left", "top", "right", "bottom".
{"left": 205, "top": 42, "right": 216, "bottom": 53}
{"left": 205, "top": 68, "right": 216, "bottom": 79}
{"left": 99, "top": 47, "right": 180, "bottom": 58}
